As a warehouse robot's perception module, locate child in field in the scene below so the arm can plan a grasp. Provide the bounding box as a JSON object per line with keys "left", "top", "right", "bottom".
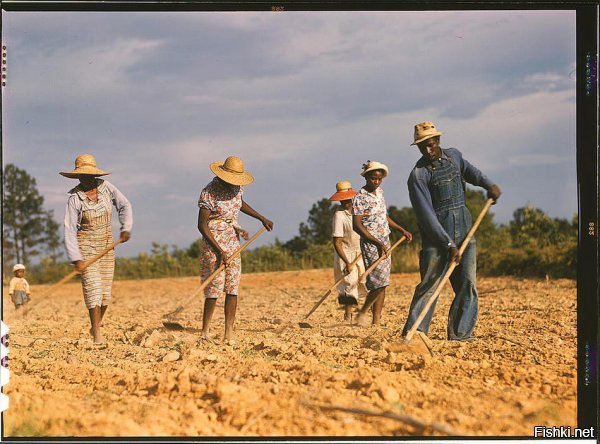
{"left": 330, "top": 181, "right": 367, "bottom": 321}
{"left": 352, "top": 161, "right": 412, "bottom": 326}
{"left": 9, "top": 264, "right": 31, "bottom": 310}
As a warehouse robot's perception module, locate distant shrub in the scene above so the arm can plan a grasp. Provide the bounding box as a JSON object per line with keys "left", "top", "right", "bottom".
{"left": 478, "top": 240, "right": 576, "bottom": 279}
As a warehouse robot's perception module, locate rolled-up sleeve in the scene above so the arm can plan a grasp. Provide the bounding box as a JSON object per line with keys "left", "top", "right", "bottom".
{"left": 408, "top": 169, "right": 455, "bottom": 249}
{"left": 64, "top": 196, "right": 83, "bottom": 262}
{"left": 106, "top": 181, "right": 133, "bottom": 232}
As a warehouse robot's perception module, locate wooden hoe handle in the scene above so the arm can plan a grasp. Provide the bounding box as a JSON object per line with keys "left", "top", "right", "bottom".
{"left": 53, "top": 239, "right": 123, "bottom": 289}
{"left": 305, "top": 235, "right": 407, "bottom": 320}
{"left": 197, "top": 226, "right": 267, "bottom": 293}
{"left": 304, "top": 253, "right": 364, "bottom": 320}
{"left": 404, "top": 199, "right": 493, "bottom": 341}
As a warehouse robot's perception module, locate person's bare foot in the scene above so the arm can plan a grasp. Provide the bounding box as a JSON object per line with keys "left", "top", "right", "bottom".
{"left": 224, "top": 329, "right": 234, "bottom": 342}
{"left": 93, "top": 333, "right": 107, "bottom": 345}
{"left": 355, "top": 312, "right": 370, "bottom": 327}
{"left": 199, "top": 333, "right": 216, "bottom": 344}
{"left": 343, "top": 306, "right": 353, "bottom": 322}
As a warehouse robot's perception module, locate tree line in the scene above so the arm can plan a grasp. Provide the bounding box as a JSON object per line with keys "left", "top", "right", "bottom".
{"left": 3, "top": 164, "right": 576, "bottom": 284}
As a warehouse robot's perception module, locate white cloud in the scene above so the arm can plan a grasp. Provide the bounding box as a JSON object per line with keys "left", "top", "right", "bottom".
{"left": 507, "top": 154, "right": 573, "bottom": 166}
{"left": 440, "top": 89, "right": 576, "bottom": 172}
{"left": 11, "top": 37, "right": 164, "bottom": 103}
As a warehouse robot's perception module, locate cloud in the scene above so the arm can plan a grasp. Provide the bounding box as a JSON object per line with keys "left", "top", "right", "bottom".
{"left": 507, "top": 154, "right": 573, "bottom": 167}
{"left": 2, "top": 10, "right": 577, "bottom": 256}
{"left": 11, "top": 36, "right": 164, "bottom": 104}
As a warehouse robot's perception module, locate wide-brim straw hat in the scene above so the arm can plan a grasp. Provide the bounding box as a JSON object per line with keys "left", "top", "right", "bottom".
{"left": 60, "top": 154, "right": 111, "bottom": 178}
{"left": 210, "top": 156, "right": 254, "bottom": 186}
{"left": 329, "top": 180, "right": 357, "bottom": 201}
{"left": 13, "top": 264, "right": 25, "bottom": 272}
{"left": 411, "top": 121, "right": 443, "bottom": 146}
{"left": 360, "top": 160, "right": 389, "bottom": 178}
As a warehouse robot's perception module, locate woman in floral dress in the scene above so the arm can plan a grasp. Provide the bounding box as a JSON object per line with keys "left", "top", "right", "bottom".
{"left": 352, "top": 161, "right": 412, "bottom": 326}
{"left": 197, "top": 156, "right": 273, "bottom": 343}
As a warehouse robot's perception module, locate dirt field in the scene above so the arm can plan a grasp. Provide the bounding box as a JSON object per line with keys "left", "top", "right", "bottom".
{"left": 2, "top": 269, "right": 576, "bottom": 437}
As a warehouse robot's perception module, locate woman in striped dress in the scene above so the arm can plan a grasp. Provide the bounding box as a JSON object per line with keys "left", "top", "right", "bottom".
{"left": 62, "top": 154, "right": 132, "bottom": 345}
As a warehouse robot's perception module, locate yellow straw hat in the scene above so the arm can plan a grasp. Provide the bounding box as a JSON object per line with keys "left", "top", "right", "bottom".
{"left": 210, "top": 156, "right": 254, "bottom": 186}
{"left": 411, "top": 121, "right": 443, "bottom": 146}
{"left": 60, "top": 154, "right": 111, "bottom": 178}
{"left": 329, "top": 181, "right": 357, "bottom": 201}
{"left": 360, "top": 160, "right": 388, "bottom": 178}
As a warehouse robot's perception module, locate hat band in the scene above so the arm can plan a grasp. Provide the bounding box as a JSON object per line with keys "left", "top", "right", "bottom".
{"left": 220, "top": 165, "right": 244, "bottom": 174}
{"left": 337, "top": 188, "right": 352, "bottom": 192}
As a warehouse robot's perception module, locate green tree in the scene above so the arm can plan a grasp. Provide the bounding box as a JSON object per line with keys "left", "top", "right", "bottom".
{"left": 387, "top": 205, "right": 420, "bottom": 245}
{"left": 2, "top": 164, "right": 62, "bottom": 269}
{"left": 509, "top": 204, "right": 574, "bottom": 248}
{"left": 285, "top": 198, "right": 336, "bottom": 252}
{"left": 464, "top": 188, "right": 501, "bottom": 249}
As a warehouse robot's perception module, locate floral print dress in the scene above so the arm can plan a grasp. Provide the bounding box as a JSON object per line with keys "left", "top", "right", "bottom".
{"left": 352, "top": 187, "right": 392, "bottom": 291}
{"left": 198, "top": 178, "right": 244, "bottom": 299}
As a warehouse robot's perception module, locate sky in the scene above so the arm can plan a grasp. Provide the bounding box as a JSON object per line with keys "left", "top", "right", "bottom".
{"left": 1, "top": 9, "right": 577, "bottom": 259}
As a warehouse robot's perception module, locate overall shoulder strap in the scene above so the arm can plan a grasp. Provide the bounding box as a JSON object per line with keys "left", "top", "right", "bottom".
{"left": 442, "top": 149, "right": 466, "bottom": 191}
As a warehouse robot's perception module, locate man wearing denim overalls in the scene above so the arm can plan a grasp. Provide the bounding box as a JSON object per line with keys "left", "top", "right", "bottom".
{"left": 401, "top": 122, "right": 501, "bottom": 341}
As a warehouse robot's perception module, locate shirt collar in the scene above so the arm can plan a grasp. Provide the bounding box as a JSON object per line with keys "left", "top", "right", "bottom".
{"left": 70, "top": 179, "right": 106, "bottom": 200}
{"left": 421, "top": 149, "right": 448, "bottom": 165}
{"left": 359, "top": 186, "right": 383, "bottom": 197}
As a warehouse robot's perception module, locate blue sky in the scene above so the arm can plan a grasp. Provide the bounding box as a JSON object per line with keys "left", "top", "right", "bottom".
{"left": 2, "top": 10, "right": 576, "bottom": 258}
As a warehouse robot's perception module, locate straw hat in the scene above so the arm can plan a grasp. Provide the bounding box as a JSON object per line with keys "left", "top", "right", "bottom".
{"left": 329, "top": 181, "right": 357, "bottom": 201}
{"left": 60, "top": 154, "right": 111, "bottom": 178}
{"left": 411, "top": 121, "right": 443, "bottom": 146}
{"left": 13, "top": 264, "right": 25, "bottom": 272}
{"left": 210, "top": 156, "right": 254, "bottom": 186}
{"left": 360, "top": 160, "right": 388, "bottom": 178}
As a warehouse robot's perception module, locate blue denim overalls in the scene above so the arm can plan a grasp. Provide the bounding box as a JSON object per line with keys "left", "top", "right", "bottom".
{"left": 402, "top": 151, "right": 478, "bottom": 340}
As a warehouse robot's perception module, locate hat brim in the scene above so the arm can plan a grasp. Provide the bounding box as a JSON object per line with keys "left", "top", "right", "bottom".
{"left": 411, "top": 131, "right": 442, "bottom": 146}
{"left": 329, "top": 190, "right": 357, "bottom": 201}
{"left": 59, "top": 170, "right": 111, "bottom": 178}
{"left": 210, "top": 162, "right": 254, "bottom": 186}
{"left": 360, "top": 167, "right": 388, "bottom": 178}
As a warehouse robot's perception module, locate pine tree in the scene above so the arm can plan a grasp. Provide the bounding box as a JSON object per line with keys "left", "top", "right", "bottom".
{"left": 2, "top": 164, "right": 62, "bottom": 272}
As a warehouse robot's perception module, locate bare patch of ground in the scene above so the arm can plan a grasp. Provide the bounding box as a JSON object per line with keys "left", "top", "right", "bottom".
{"left": 3, "top": 270, "right": 576, "bottom": 437}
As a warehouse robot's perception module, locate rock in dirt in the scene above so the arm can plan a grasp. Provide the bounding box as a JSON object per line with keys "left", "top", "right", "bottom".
{"left": 215, "top": 381, "right": 239, "bottom": 400}
{"left": 177, "top": 368, "right": 192, "bottom": 393}
{"left": 379, "top": 386, "right": 400, "bottom": 403}
{"left": 203, "top": 354, "right": 218, "bottom": 363}
{"left": 162, "top": 350, "right": 180, "bottom": 362}
{"left": 144, "top": 330, "right": 162, "bottom": 348}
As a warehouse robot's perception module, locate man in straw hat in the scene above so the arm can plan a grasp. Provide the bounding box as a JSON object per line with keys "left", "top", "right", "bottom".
{"left": 401, "top": 122, "right": 501, "bottom": 341}
{"left": 352, "top": 161, "right": 413, "bottom": 326}
{"left": 61, "top": 154, "right": 132, "bottom": 345}
{"left": 198, "top": 155, "right": 273, "bottom": 343}
{"left": 329, "top": 181, "right": 368, "bottom": 321}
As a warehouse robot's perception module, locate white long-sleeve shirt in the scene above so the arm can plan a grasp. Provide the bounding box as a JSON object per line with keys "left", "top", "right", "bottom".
{"left": 63, "top": 179, "right": 133, "bottom": 262}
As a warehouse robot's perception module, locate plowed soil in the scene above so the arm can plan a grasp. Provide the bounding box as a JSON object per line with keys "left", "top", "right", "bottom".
{"left": 2, "top": 270, "right": 576, "bottom": 437}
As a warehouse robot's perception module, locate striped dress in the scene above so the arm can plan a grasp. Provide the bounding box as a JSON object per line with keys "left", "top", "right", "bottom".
{"left": 64, "top": 180, "right": 132, "bottom": 310}
{"left": 77, "top": 184, "right": 115, "bottom": 309}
